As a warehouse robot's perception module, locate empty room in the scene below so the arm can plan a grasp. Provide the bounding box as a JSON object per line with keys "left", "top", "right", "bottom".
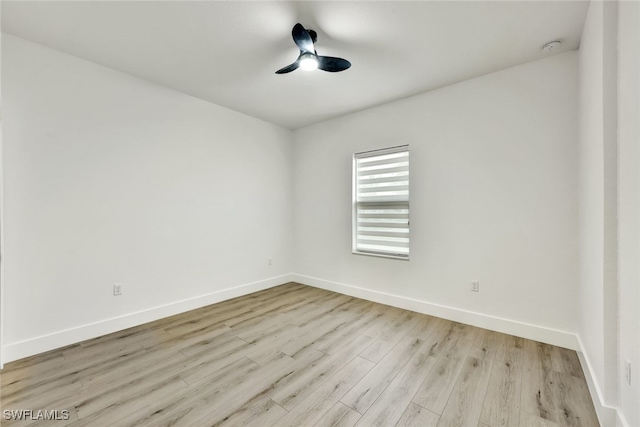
{"left": 0, "top": 1, "right": 638, "bottom": 426}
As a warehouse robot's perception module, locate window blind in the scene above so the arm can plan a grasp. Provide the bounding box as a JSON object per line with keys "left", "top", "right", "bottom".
{"left": 353, "top": 146, "right": 409, "bottom": 258}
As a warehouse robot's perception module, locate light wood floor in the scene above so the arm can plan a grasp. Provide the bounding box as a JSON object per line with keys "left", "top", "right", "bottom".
{"left": 0, "top": 283, "right": 598, "bottom": 427}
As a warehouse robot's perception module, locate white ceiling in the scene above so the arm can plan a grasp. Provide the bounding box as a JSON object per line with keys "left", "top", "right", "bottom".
{"left": 2, "top": 1, "right": 589, "bottom": 130}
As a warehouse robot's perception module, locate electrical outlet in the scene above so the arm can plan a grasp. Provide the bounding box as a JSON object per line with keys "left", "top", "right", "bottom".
{"left": 625, "top": 360, "right": 631, "bottom": 385}
{"left": 471, "top": 281, "right": 480, "bottom": 292}
{"left": 113, "top": 283, "right": 123, "bottom": 296}
{"left": 268, "top": 258, "right": 272, "bottom": 266}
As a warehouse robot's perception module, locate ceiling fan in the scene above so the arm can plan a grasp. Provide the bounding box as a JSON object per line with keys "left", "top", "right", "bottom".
{"left": 276, "top": 23, "right": 351, "bottom": 74}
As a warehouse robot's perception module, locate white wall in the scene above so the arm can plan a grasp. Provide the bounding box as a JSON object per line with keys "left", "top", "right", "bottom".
{"left": 616, "top": 1, "right": 640, "bottom": 425}
{"left": 577, "top": 1, "right": 621, "bottom": 424}
{"left": 1, "top": 34, "right": 294, "bottom": 361}
{"left": 578, "top": 0, "right": 605, "bottom": 403}
{"left": 293, "top": 52, "right": 579, "bottom": 347}
{"left": 0, "top": 5, "right": 4, "bottom": 368}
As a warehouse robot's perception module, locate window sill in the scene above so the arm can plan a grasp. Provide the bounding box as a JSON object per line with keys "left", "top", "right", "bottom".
{"left": 352, "top": 250, "right": 409, "bottom": 261}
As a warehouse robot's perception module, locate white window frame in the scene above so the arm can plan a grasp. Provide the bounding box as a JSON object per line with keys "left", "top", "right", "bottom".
{"left": 352, "top": 145, "right": 409, "bottom": 260}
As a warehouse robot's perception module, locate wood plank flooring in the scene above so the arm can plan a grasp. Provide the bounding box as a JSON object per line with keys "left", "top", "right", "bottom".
{"left": 0, "top": 283, "right": 599, "bottom": 427}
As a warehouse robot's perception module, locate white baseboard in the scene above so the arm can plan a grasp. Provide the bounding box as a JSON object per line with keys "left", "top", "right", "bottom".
{"left": 575, "top": 335, "right": 621, "bottom": 427}
{"left": 2, "top": 274, "right": 293, "bottom": 363}
{"left": 292, "top": 273, "right": 579, "bottom": 351}
{"left": 4, "top": 272, "right": 624, "bottom": 426}
{"left": 617, "top": 412, "right": 630, "bottom": 427}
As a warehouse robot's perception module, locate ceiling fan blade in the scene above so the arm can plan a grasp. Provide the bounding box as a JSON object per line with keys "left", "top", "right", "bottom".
{"left": 292, "top": 23, "right": 314, "bottom": 54}
{"left": 317, "top": 56, "right": 351, "bottom": 72}
{"left": 275, "top": 61, "right": 300, "bottom": 74}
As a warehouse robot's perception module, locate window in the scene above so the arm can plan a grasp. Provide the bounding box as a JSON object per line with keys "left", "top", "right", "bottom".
{"left": 353, "top": 145, "right": 409, "bottom": 259}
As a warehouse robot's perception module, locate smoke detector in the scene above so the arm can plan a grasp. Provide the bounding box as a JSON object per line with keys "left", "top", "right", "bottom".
{"left": 541, "top": 40, "right": 562, "bottom": 52}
